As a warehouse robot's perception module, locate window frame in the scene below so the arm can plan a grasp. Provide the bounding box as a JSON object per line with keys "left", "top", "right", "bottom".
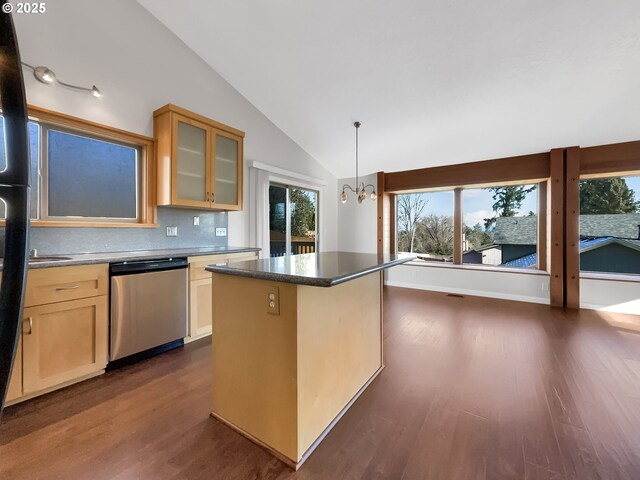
{"left": 392, "top": 180, "right": 547, "bottom": 273}
{"left": 395, "top": 188, "right": 456, "bottom": 264}
{"left": 576, "top": 172, "right": 640, "bottom": 278}
{"left": 2, "top": 105, "right": 157, "bottom": 228}
{"left": 379, "top": 141, "right": 640, "bottom": 309}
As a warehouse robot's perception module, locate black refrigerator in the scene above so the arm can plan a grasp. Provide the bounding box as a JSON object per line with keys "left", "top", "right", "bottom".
{"left": 0, "top": 7, "right": 32, "bottom": 415}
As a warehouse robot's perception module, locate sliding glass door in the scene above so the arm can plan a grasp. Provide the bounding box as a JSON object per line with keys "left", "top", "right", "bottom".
{"left": 269, "top": 183, "right": 318, "bottom": 257}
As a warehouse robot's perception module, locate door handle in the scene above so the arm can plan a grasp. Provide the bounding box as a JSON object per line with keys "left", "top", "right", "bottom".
{"left": 24, "top": 317, "right": 33, "bottom": 335}
{"left": 55, "top": 285, "right": 80, "bottom": 291}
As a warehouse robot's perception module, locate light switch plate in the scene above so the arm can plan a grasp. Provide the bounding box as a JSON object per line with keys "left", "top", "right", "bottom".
{"left": 166, "top": 226, "right": 178, "bottom": 237}
{"left": 215, "top": 227, "right": 227, "bottom": 237}
{"left": 193, "top": 216, "right": 200, "bottom": 226}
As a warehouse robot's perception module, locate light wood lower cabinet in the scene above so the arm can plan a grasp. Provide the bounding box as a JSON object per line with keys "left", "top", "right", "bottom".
{"left": 22, "top": 295, "right": 108, "bottom": 395}
{"left": 6, "top": 335, "right": 22, "bottom": 402}
{"left": 187, "top": 251, "right": 258, "bottom": 341}
{"left": 189, "top": 278, "right": 213, "bottom": 338}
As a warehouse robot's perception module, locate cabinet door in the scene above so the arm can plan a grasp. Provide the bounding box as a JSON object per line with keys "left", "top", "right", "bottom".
{"left": 6, "top": 335, "right": 22, "bottom": 402}
{"left": 189, "top": 277, "right": 213, "bottom": 338}
{"left": 23, "top": 296, "right": 108, "bottom": 394}
{"left": 211, "top": 129, "right": 242, "bottom": 210}
{"left": 172, "top": 113, "right": 212, "bottom": 208}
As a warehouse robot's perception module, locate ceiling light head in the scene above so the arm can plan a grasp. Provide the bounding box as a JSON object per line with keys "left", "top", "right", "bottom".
{"left": 340, "top": 190, "right": 348, "bottom": 204}
{"left": 34, "top": 66, "right": 55, "bottom": 84}
{"left": 370, "top": 191, "right": 377, "bottom": 201}
{"left": 91, "top": 85, "right": 101, "bottom": 98}
{"left": 358, "top": 189, "right": 367, "bottom": 204}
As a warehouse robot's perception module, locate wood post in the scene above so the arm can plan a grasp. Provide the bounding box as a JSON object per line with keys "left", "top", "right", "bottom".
{"left": 549, "top": 149, "right": 565, "bottom": 308}
{"left": 453, "top": 188, "right": 463, "bottom": 264}
{"left": 565, "top": 147, "right": 581, "bottom": 309}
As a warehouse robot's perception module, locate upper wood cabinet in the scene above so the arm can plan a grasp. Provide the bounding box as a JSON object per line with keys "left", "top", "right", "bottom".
{"left": 154, "top": 104, "right": 244, "bottom": 211}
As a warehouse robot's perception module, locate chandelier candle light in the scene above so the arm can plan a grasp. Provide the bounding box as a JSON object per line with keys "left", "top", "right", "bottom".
{"left": 340, "top": 121, "right": 377, "bottom": 204}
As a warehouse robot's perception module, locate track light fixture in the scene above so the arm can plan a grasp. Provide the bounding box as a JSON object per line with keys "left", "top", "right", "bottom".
{"left": 22, "top": 62, "right": 101, "bottom": 98}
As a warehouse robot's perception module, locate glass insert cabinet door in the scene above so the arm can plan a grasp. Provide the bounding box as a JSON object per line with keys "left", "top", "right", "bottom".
{"left": 172, "top": 114, "right": 211, "bottom": 207}
{"left": 212, "top": 129, "right": 241, "bottom": 208}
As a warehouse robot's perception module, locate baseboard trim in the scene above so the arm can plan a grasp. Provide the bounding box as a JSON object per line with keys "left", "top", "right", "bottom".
{"left": 385, "top": 280, "right": 550, "bottom": 305}
{"left": 210, "top": 365, "right": 384, "bottom": 470}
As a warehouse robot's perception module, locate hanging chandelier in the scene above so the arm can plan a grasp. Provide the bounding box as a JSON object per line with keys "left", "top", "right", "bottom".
{"left": 340, "top": 121, "right": 377, "bottom": 204}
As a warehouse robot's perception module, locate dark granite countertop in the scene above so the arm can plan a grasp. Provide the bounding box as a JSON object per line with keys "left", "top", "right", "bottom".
{"left": 0, "top": 246, "right": 260, "bottom": 270}
{"left": 205, "top": 252, "right": 412, "bottom": 287}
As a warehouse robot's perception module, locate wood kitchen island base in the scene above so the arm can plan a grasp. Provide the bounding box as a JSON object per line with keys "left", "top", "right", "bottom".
{"left": 211, "top": 271, "right": 384, "bottom": 468}
{"left": 208, "top": 252, "right": 409, "bottom": 468}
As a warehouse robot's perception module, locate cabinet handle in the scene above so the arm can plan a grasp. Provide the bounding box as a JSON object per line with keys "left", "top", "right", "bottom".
{"left": 55, "top": 285, "right": 80, "bottom": 291}
{"left": 206, "top": 192, "right": 210, "bottom": 202}
{"left": 24, "top": 317, "right": 33, "bottom": 335}
{"left": 211, "top": 193, "right": 215, "bottom": 203}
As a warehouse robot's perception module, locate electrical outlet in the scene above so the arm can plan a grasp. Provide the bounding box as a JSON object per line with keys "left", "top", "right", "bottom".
{"left": 166, "top": 226, "right": 178, "bottom": 237}
{"left": 193, "top": 216, "right": 200, "bottom": 226}
{"left": 267, "top": 286, "right": 280, "bottom": 315}
{"left": 215, "top": 227, "right": 227, "bottom": 237}
{"left": 541, "top": 282, "right": 549, "bottom": 292}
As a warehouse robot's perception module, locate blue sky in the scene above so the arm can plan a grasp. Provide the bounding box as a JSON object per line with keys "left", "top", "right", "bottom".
{"left": 404, "top": 176, "right": 640, "bottom": 229}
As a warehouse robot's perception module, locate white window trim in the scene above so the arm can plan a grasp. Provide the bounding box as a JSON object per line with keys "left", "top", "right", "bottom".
{"left": 249, "top": 161, "right": 326, "bottom": 258}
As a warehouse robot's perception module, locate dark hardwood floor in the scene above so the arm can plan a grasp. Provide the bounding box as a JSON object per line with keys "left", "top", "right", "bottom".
{"left": 1, "top": 287, "right": 640, "bottom": 479}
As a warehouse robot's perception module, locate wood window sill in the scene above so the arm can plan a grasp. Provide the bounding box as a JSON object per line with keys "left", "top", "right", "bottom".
{"left": 400, "top": 260, "right": 549, "bottom": 276}
{"left": 580, "top": 272, "right": 640, "bottom": 284}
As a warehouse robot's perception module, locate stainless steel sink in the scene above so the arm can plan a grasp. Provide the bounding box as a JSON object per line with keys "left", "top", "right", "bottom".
{"left": 29, "top": 256, "right": 72, "bottom": 263}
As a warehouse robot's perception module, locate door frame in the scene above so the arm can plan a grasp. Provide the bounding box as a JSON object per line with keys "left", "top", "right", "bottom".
{"left": 249, "top": 162, "right": 327, "bottom": 259}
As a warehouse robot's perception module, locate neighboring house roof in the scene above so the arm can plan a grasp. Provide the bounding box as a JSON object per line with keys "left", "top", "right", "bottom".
{"left": 463, "top": 243, "right": 501, "bottom": 255}
{"left": 503, "top": 237, "right": 640, "bottom": 268}
{"left": 494, "top": 213, "right": 640, "bottom": 245}
{"left": 494, "top": 216, "right": 537, "bottom": 245}
{"left": 503, "top": 252, "right": 537, "bottom": 268}
{"left": 580, "top": 213, "right": 640, "bottom": 239}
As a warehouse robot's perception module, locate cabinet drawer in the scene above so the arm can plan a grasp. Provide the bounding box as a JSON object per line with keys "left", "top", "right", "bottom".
{"left": 189, "top": 252, "right": 258, "bottom": 281}
{"left": 26, "top": 264, "right": 108, "bottom": 307}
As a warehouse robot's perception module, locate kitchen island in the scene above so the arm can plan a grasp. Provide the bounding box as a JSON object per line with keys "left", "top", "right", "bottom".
{"left": 206, "top": 252, "right": 410, "bottom": 468}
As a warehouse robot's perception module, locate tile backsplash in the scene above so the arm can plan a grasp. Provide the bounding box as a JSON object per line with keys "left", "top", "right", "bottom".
{"left": 2, "top": 207, "right": 229, "bottom": 255}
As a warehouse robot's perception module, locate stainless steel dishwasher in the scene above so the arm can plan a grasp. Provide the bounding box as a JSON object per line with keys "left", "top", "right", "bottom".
{"left": 110, "top": 258, "right": 188, "bottom": 363}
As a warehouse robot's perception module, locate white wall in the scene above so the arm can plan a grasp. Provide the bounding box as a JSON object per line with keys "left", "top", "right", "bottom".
{"left": 336, "top": 173, "right": 378, "bottom": 254}
{"left": 386, "top": 265, "right": 550, "bottom": 304}
{"left": 13, "top": 0, "right": 337, "bottom": 251}
{"left": 581, "top": 278, "right": 640, "bottom": 314}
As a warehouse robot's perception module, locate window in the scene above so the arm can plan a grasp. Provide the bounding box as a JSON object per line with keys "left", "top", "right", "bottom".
{"left": 0, "top": 118, "right": 39, "bottom": 218}
{"left": 396, "top": 190, "right": 454, "bottom": 262}
{"left": 45, "top": 129, "right": 139, "bottom": 220}
{"left": 579, "top": 175, "right": 640, "bottom": 276}
{"left": 269, "top": 184, "right": 318, "bottom": 257}
{"left": 462, "top": 184, "right": 538, "bottom": 269}
{"left": 0, "top": 108, "right": 154, "bottom": 225}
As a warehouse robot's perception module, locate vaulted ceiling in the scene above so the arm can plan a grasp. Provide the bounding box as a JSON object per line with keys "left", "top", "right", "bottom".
{"left": 138, "top": 0, "right": 640, "bottom": 178}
